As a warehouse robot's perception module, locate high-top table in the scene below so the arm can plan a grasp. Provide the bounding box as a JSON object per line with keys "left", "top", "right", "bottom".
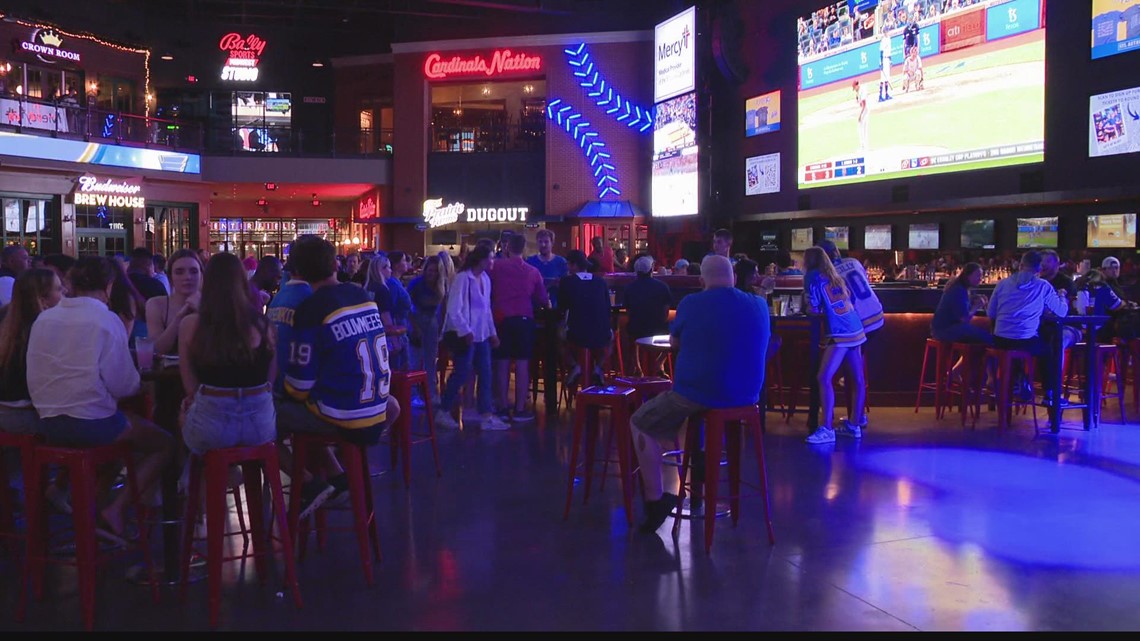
{"left": 1042, "top": 315, "right": 1112, "bottom": 434}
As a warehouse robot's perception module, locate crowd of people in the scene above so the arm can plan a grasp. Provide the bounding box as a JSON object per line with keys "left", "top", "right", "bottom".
{"left": 797, "top": 0, "right": 983, "bottom": 60}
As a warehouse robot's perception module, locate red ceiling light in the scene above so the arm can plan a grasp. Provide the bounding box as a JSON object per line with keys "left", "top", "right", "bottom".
{"left": 185, "top": 75, "right": 198, "bottom": 83}
{"left": 311, "top": 193, "right": 321, "bottom": 207}
{"left": 264, "top": 182, "right": 278, "bottom": 191}
{"left": 256, "top": 197, "right": 268, "bottom": 207}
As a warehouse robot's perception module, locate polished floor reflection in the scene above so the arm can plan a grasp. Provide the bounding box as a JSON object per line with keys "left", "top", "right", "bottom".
{"left": 3, "top": 398, "right": 1140, "bottom": 631}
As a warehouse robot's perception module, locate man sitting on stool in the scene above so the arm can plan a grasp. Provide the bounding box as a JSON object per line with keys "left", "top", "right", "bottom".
{"left": 629, "top": 255, "right": 770, "bottom": 534}
{"left": 987, "top": 250, "right": 1070, "bottom": 404}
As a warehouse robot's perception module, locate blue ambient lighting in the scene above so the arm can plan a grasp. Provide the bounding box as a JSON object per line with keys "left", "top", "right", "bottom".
{"left": 546, "top": 98, "right": 621, "bottom": 199}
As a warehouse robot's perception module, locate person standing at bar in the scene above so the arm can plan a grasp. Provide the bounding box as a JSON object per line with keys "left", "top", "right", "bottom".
{"left": 489, "top": 233, "right": 549, "bottom": 422}
{"left": 706, "top": 228, "right": 738, "bottom": 265}
{"left": 802, "top": 247, "right": 867, "bottom": 444}
{"left": 817, "top": 239, "right": 881, "bottom": 429}
{"left": 589, "top": 236, "right": 615, "bottom": 274}
{"left": 628, "top": 255, "right": 769, "bottom": 534}
{"left": 986, "top": 251, "right": 1069, "bottom": 404}
{"left": 623, "top": 255, "right": 673, "bottom": 377}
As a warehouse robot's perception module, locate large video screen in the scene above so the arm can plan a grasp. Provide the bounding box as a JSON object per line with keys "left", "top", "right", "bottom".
{"left": 908, "top": 223, "right": 939, "bottom": 249}
{"left": 652, "top": 92, "right": 698, "bottom": 217}
{"left": 1089, "top": 85, "right": 1140, "bottom": 158}
{"left": 824, "top": 225, "right": 850, "bottom": 249}
{"left": 1092, "top": 1, "right": 1140, "bottom": 60}
{"left": 961, "top": 219, "right": 995, "bottom": 249}
{"left": 1088, "top": 213, "right": 1137, "bottom": 248}
{"left": 232, "top": 91, "right": 291, "bottom": 153}
{"left": 1016, "top": 216, "right": 1058, "bottom": 248}
{"left": 864, "top": 224, "right": 892, "bottom": 250}
{"left": 797, "top": 0, "right": 1045, "bottom": 188}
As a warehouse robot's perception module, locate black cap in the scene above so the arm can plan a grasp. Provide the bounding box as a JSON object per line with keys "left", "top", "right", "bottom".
{"left": 816, "top": 239, "right": 840, "bottom": 260}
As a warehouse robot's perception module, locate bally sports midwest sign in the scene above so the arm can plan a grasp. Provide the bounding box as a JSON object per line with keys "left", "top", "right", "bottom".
{"left": 422, "top": 198, "right": 529, "bottom": 228}
{"left": 654, "top": 6, "right": 695, "bottom": 104}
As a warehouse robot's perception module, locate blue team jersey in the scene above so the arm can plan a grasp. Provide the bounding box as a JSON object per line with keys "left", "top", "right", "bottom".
{"left": 806, "top": 271, "right": 866, "bottom": 347}
{"left": 267, "top": 280, "right": 313, "bottom": 397}
{"left": 284, "top": 283, "right": 390, "bottom": 442}
{"left": 526, "top": 254, "right": 569, "bottom": 280}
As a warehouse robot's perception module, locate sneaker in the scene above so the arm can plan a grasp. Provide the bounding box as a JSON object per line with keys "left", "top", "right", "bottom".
{"left": 837, "top": 417, "right": 863, "bottom": 439}
{"left": 411, "top": 396, "right": 426, "bottom": 409}
{"left": 434, "top": 409, "right": 460, "bottom": 430}
{"left": 45, "top": 484, "right": 72, "bottom": 515}
{"left": 638, "top": 492, "right": 678, "bottom": 534}
{"left": 511, "top": 409, "right": 536, "bottom": 423}
{"left": 805, "top": 426, "right": 836, "bottom": 444}
{"left": 841, "top": 414, "right": 870, "bottom": 430}
{"left": 297, "top": 479, "right": 335, "bottom": 521}
{"left": 481, "top": 413, "right": 511, "bottom": 431}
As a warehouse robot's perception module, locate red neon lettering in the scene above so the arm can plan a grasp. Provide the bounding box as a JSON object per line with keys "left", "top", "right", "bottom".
{"left": 423, "top": 49, "right": 542, "bottom": 79}
{"left": 218, "top": 33, "right": 267, "bottom": 57}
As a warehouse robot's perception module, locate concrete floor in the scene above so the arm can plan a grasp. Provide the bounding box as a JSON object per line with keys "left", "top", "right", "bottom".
{"left": 3, "top": 392, "right": 1140, "bottom": 631}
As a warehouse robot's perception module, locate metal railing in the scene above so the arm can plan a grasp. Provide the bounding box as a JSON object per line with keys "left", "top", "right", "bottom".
{"left": 429, "top": 123, "right": 545, "bottom": 153}
{"left": 203, "top": 125, "right": 394, "bottom": 157}
{"left": 0, "top": 94, "right": 205, "bottom": 150}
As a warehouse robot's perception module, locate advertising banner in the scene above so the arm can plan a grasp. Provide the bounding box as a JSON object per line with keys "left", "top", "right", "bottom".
{"left": 1089, "top": 85, "right": 1140, "bottom": 158}
{"left": 654, "top": 7, "right": 696, "bottom": 103}
{"left": 1092, "top": 0, "right": 1140, "bottom": 59}
{"left": 941, "top": 5, "right": 987, "bottom": 52}
{"left": 985, "top": 0, "right": 1041, "bottom": 42}
{"left": 1, "top": 99, "right": 69, "bottom": 132}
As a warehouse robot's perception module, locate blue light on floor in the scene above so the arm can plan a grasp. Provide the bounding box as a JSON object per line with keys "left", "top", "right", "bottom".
{"left": 857, "top": 448, "right": 1140, "bottom": 570}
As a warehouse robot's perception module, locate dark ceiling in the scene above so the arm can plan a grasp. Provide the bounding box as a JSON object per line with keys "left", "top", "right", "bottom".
{"left": 2, "top": 0, "right": 692, "bottom": 58}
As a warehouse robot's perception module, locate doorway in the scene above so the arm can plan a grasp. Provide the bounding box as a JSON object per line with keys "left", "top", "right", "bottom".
{"left": 77, "top": 230, "right": 128, "bottom": 256}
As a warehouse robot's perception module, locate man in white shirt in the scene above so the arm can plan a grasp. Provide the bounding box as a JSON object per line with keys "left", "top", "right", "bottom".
{"left": 27, "top": 256, "right": 174, "bottom": 542}
{"left": 878, "top": 30, "right": 893, "bottom": 102}
{"left": 852, "top": 80, "right": 870, "bottom": 154}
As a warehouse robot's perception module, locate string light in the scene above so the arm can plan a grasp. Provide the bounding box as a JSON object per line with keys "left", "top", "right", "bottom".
{"left": 0, "top": 12, "right": 151, "bottom": 118}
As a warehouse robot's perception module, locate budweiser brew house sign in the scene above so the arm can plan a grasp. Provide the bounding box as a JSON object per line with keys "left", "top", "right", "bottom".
{"left": 423, "top": 49, "right": 542, "bottom": 79}
{"left": 73, "top": 175, "right": 145, "bottom": 208}
{"left": 219, "top": 32, "right": 267, "bottom": 82}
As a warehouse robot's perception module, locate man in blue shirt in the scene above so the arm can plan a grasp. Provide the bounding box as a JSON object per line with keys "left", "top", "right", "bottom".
{"left": 526, "top": 228, "right": 568, "bottom": 305}
{"left": 629, "top": 255, "right": 770, "bottom": 534}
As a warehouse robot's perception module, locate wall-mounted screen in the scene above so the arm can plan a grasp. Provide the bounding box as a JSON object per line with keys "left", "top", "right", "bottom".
{"left": 1089, "top": 85, "right": 1140, "bottom": 158}
{"left": 231, "top": 91, "right": 292, "bottom": 153}
{"left": 745, "top": 90, "right": 781, "bottom": 136}
{"left": 651, "top": 92, "right": 698, "bottom": 217}
{"left": 791, "top": 227, "right": 814, "bottom": 251}
{"left": 1092, "top": 1, "right": 1140, "bottom": 60}
{"left": 760, "top": 232, "right": 779, "bottom": 251}
{"left": 908, "top": 223, "right": 939, "bottom": 249}
{"left": 961, "top": 219, "right": 995, "bottom": 249}
{"left": 1088, "top": 213, "right": 1137, "bottom": 248}
{"left": 824, "top": 225, "right": 850, "bottom": 250}
{"left": 797, "top": 0, "right": 1045, "bottom": 188}
{"left": 864, "top": 224, "right": 892, "bottom": 250}
{"left": 1016, "top": 216, "right": 1058, "bottom": 248}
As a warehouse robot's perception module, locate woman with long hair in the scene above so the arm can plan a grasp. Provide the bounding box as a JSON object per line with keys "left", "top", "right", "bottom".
{"left": 407, "top": 254, "right": 447, "bottom": 406}
{"left": 433, "top": 245, "right": 508, "bottom": 431}
{"left": 0, "top": 268, "right": 63, "bottom": 435}
{"left": 109, "top": 260, "right": 147, "bottom": 340}
{"left": 802, "top": 246, "right": 867, "bottom": 444}
{"left": 363, "top": 253, "right": 403, "bottom": 362}
{"left": 931, "top": 262, "right": 992, "bottom": 379}
{"left": 146, "top": 248, "right": 203, "bottom": 355}
{"left": 178, "top": 252, "right": 276, "bottom": 454}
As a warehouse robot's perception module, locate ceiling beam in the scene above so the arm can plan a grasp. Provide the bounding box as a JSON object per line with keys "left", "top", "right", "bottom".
{"left": 425, "top": 0, "right": 572, "bottom": 15}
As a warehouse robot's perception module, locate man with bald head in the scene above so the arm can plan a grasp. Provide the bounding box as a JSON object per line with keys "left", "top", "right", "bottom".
{"left": 628, "top": 255, "right": 770, "bottom": 534}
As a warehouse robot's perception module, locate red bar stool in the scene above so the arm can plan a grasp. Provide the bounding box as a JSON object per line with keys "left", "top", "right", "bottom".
{"left": 179, "top": 442, "right": 302, "bottom": 627}
{"left": 24, "top": 441, "right": 158, "bottom": 630}
{"left": 1127, "top": 338, "right": 1140, "bottom": 414}
{"left": 984, "top": 348, "right": 1038, "bottom": 431}
{"left": 387, "top": 370, "right": 441, "bottom": 488}
{"left": 951, "top": 342, "right": 988, "bottom": 429}
{"left": 563, "top": 385, "right": 640, "bottom": 526}
{"left": 0, "top": 432, "right": 38, "bottom": 559}
{"left": 670, "top": 404, "right": 775, "bottom": 554}
{"left": 915, "top": 338, "right": 956, "bottom": 419}
{"left": 562, "top": 347, "right": 597, "bottom": 412}
{"left": 288, "top": 432, "right": 381, "bottom": 586}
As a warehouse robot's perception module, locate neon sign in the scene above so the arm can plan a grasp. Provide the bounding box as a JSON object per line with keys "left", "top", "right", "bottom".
{"left": 21, "top": 29, "right": 81, "bottom": 64}
{"left": 422, "top": 199, "right": 528, "bottom": 227}
{"left": 219, "top": 32, "right": 267, "bottom": 82}
{"left": 423, "top": 49, "right": 542, "bottom": 79}
{"left": 358, "top": 193, "right": 379, "bottom": 221}
{"left": 73, "top": 175, "right": 145, "bottom": 208}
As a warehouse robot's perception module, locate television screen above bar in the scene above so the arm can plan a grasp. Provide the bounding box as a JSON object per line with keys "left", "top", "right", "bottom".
{"left": 796, "top": 0, "right": 1045, "bottom": 188}
{"left": 791, "top": 227, "right": 814, "bottom": 251}
{"left": 824, "top": 225, "right": 849, "bottom": 250}
{"left": 908, "top": 223, "right": 939, "bottom": 249}
{"left": 961, "top": 219, "right": 995, "bottom": 249}
{"left": 1016, "top": 216, "right": 1058, "bottom": 248}
{"left": 864, "top": 224, "right": 892, "bottom": 250}
{"left": 1088, "top": 213, "right": 1137, "bottom": 248}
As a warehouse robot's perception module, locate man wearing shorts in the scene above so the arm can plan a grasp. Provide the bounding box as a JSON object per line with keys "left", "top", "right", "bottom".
{"left": 490, "top": 232, "right": 549, "bottom": 422}
{"left": 630, "top": 255, "right": 770, "bottom": 534}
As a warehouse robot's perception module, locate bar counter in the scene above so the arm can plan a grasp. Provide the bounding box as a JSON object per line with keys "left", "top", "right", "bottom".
{"left": 602, "top": 273, "right": 994, "bottom": 407}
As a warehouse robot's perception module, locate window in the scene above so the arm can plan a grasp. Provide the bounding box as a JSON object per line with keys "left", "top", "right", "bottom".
{"left": 430, "top": 80, "right": 545, "bottom": 152}
{"left": 1, "top": 197, "right": 55, "bottom": 254}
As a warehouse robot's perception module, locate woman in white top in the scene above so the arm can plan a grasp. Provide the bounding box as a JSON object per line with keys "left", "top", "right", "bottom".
{"left": 146, "top": 248, "right": 203, "bottom": 356}
{"left": 433, "top": 245, "right": 507, "bottom": 431}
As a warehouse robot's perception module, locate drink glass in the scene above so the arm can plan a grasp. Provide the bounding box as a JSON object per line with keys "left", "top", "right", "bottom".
{"left": 135, "top": 336, "right": 155, "bottom": 372}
